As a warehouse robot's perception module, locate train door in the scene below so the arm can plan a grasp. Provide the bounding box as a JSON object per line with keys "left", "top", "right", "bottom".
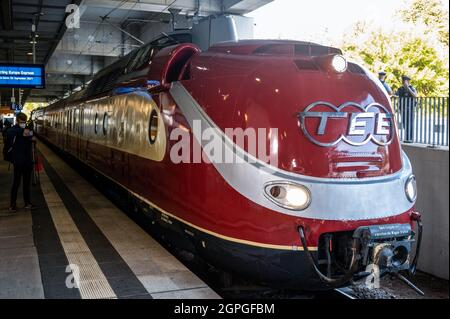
{"left": 71, "top": 108, "right": 76, "bottom": 154}
{"left": 57, "top": 111, "right": 62, "bottom": 148}
{"left": 85, "top": 106, "right": 91, "bottom": 163}
{"left": 77, "top": 106, "right": 85, "bottom": 160}
{"left": 62, "top": 109, "right": 67, "bottom": 150}
{"left": 65, "top": 109, "right": 70, "bottom": 151}
{"left": 60, "top": 111, "right": 64, "bottom": 148}
{"left": 55, "top": 112, "right": 59, "bottom": 146}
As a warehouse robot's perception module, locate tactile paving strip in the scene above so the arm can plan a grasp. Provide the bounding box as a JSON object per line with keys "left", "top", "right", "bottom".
{"left": 38, "top": 141, "right": 220, "bottom": 299}
{"left": 39, "top": 170, "right": 116, "bottom": 299}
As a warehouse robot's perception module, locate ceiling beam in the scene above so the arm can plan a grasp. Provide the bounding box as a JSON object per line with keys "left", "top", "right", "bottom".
{"left": 0, "top": 0, "right": 13, "bottom": 62}
{"left": 222, "top": 0, "right": 272, "bottom": 13}
{"left": 0, "top": 30, "right": 56, "bottom": 40}
{"left": 0, "top": 0, "right": 13, "bottom": 30}
{"left": 13, "top": 18, "right": 64, "bottom": 24}
{"left": 12, "top": 2, "right": 68, "bottom": 10}
{"left": 83, "top": 0, "right": 222, "bottom": 14}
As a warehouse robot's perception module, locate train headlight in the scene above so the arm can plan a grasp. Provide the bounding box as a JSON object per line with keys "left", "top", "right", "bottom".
{"left": 264, "top": 182, "right": 311, "bottom": 210}
{"left": 405, "top": 175, "right": 417, "bottom": 203}
{"left": 331, "top": 55, "right": 347, "bottom": 73}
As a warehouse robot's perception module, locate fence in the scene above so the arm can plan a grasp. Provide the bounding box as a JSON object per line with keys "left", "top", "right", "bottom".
{"left": 391, "top": 97, "right": 449, "bottom": 147}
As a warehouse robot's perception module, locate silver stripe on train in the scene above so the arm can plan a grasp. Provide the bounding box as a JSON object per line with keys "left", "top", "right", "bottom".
{"left": 169, "top": 81, "right": 415, "bottom": 221}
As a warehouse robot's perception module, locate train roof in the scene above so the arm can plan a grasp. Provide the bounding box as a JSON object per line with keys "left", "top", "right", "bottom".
{"left": 44, "top": 37, "right": 343, "bottom": 109}
{"left": 208, "top": 39, "right": 342, "bottom": 56}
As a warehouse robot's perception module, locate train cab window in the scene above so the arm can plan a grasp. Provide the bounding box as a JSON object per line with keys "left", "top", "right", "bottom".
{"left": 94, "top": 113, "right": 99, "bottom": 134}
{"left": 127, "top": 47, "right": 146, "bottom": 72}
{"left": 135, "top": 45, "right": 154, "bottom": 69}
{"left": 126, "top": 44, "right": 154, "bottom": 73}
{"left": 148, "top": 110, "right": 158, "bottom": 144}
{"left": 102, "top": 113, "right": 108, "bottom": 135}
{"left": 124, "top": 49, "right": 139, "bottom": 74}
{"left": 151, "top": 33, "right": 191, "bottom": 49}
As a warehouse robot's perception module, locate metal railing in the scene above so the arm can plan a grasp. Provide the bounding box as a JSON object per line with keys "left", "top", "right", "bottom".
{"left": 391, "top": 97, "right": 449, "bottom": 147}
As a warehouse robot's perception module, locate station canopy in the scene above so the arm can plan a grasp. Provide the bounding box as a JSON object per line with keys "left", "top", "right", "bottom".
{"left": 0, "top": 0, "right": 272, "bottom": 108}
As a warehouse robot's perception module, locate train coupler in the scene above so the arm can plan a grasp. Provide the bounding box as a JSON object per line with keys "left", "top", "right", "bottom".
{"left": 354, "top": 223, "right": 415, "bottom": 272}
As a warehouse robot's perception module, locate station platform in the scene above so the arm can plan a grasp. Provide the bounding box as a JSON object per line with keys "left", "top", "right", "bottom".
{"left": 0, "top": 140, "right": 220, "bottom": 299}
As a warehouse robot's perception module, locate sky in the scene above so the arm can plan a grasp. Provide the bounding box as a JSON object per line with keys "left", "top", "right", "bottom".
{"left": 246, "top": 0, "right": 449, "bottom": 46}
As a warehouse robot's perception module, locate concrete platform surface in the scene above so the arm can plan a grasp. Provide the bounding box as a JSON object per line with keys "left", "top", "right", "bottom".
{"left": 0, "top": 139, "right": 220, "bottom": 299}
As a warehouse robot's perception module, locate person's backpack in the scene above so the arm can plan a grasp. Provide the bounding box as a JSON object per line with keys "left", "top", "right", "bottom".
{"left": 3, "top": 134, "right": 15, "bottom": 163}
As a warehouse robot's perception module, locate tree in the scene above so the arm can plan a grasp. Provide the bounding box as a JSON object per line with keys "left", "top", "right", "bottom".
{"left": 22, "top": 102, "right": 47, "bottom": 118}
{"left": 341, "top": 0, "right": 449, "bottom": 96}
{"left": 401, "top": 0, "right": 449, "bottom": 47}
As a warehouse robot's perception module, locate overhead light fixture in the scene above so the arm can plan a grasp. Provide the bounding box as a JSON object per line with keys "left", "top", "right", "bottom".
{"left": 27, "top": 52, "right": 33, "bottom": 55}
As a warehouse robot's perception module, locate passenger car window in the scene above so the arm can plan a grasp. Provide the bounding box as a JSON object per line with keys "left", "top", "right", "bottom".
{"left": 94, "top": 113, "right": 99, "bottom": 134}
{"left": 102, "top": 113, "right": 108, "bottom": 135}
{"left": 148, "top": 110, "right": 158, "bottom": 144}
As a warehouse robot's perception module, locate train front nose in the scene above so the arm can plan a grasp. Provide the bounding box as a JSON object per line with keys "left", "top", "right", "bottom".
{"left": 186, "top": 46, "right": 420, "bottom": 289}
{"left": 231, "top": 57, "right": 421, "bottom": 287}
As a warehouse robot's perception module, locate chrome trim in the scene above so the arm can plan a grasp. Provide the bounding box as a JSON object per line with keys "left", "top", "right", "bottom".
{"left": 44, "top": 91, "right": 167, "bottom": 162}
{"left": 298, "top": 101, "right": 394, "bottom": 147}
{"left": 405, "top": 175, "right": 417, "bottom": 203}
{"left": 148, "top": 109, "right": 158, "bottom": 145}
{"left": 331, "top": 54, "right": 347, "bottom": 73}
{"left": 170, "top": 81, "right": 415, "bottom": 221}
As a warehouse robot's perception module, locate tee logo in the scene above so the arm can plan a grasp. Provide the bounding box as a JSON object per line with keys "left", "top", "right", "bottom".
{"left": 298, "top": 101, "right": 394, "bottom": 147}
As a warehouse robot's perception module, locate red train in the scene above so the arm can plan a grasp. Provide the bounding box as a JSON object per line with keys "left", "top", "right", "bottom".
{"left": 33, "top": 39, "right": 422, "bottom": 290}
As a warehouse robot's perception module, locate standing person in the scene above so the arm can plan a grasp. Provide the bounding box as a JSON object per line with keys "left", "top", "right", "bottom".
{"left": 396, "top": 75, "right": 418, "bottom": 143}
{"left": 0, "top": 118, "right": 4, "bottom": 133}
{"left": 378, "top": 71, "right": 393, "bottom": 96}
{"left": 6, "top": 113, "right": 35, "bottom": 212}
